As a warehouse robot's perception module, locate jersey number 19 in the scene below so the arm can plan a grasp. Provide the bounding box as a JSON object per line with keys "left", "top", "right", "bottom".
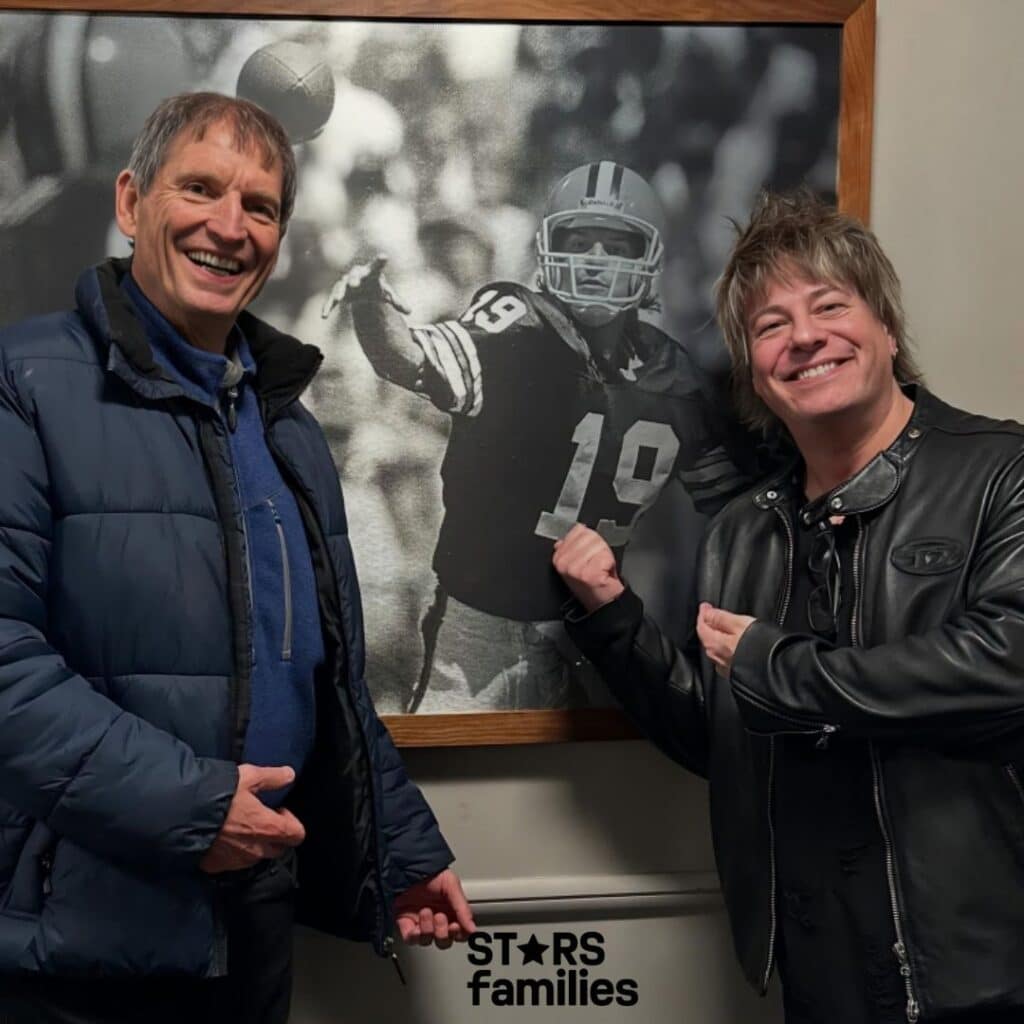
{"left": 535, "top": 412, "right": 680, "bottom": 546}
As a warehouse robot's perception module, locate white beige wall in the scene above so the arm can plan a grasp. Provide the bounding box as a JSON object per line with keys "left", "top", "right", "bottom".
{"left": 294, "top": 2, "right": 1024, "bottom": 1020}
{"left": 873, "top": 0, "right": 1024, "bottom": 416}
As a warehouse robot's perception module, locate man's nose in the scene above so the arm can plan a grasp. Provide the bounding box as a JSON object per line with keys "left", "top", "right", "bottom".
{"left": 207, "top": 193, "right": 246, "bottom": 244}
{"left": 790, "top": 311, "right": 825, "bottom": 348}
{"left": 579, "top": 242, "right": 609, "bottom": 274}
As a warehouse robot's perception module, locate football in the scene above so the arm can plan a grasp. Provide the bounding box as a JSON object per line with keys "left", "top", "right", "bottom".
{"left": 236, "top": 40, "right": 335, "bottom": 143}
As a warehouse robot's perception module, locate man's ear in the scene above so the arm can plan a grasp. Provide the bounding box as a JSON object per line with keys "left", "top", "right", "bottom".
{"left": 114, "top": 169, "right": 140, "bottom": 239}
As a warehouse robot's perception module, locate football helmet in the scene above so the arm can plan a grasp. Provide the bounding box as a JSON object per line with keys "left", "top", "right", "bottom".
{"left": 537, "top": 161, "right": 664, "bottom": 326}
{"left": 11, "top": 15, "right": 193, "bottom": 178}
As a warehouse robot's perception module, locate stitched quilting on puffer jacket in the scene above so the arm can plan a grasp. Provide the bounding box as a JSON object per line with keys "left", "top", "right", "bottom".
{"left": 0, "top": 259, "right": 451, "bottom": 976}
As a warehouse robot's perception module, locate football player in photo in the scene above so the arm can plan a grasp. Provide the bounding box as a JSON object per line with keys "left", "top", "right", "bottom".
{"left": 323, "top": 162, "right": 748, "bottom": 713}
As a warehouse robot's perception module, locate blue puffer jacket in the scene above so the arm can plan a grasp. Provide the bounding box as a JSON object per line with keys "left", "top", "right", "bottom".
{"left": 0, "top": 259, "right": 453, "bottom": 976}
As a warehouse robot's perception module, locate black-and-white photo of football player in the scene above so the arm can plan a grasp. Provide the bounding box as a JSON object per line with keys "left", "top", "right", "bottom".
{"left": 324, "top": 161, "right": 750, "bottom": 713}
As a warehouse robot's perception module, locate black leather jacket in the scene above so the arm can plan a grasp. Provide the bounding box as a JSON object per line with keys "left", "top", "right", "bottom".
{"left": 567, "top": 388, "right": 1024, "bottom": 1022}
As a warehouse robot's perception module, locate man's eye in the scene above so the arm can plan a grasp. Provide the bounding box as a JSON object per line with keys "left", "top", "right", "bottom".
{"left": 756, "top": 320, "right": 783, "bottom": 337}
{"left": 185, "top": 182, "right": 208, "bottom": 196}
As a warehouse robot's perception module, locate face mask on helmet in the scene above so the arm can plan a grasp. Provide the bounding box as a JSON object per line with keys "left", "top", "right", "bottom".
{"left": 536, "top": 162, "right": 664, "bottom": 326}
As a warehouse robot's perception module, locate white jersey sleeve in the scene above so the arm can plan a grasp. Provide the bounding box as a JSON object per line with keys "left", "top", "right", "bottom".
{"left": 410, "top": 320, "right": 484, "bottom": 417}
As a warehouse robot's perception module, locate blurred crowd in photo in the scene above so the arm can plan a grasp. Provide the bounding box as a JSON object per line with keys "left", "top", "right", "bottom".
{"left": 0, "top": 15, "right": 840, "bottom": 711}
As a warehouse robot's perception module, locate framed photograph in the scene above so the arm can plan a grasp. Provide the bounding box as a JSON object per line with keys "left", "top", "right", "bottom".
{"left": 0, "top": 0, "right": 874, "bottom": 746}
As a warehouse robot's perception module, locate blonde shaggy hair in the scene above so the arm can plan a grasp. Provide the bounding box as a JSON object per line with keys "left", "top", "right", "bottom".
{"left": 714, "top": 189, "right": 923, "bottom": 431}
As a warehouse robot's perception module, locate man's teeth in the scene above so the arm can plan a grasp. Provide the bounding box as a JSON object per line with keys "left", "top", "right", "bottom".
{"left": 187, "top": 251, "right": 241, "bottom": 275}
{"left": 795, "top": 361, "right": 839, "bottom": 381}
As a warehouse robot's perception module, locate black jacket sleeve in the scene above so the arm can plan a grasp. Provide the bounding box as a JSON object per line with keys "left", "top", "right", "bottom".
{"left": 730, "top": 450, "right": 1024, "bottom": 755}
{"left": 566, "top": 588, "right": 711, "bottom": 777}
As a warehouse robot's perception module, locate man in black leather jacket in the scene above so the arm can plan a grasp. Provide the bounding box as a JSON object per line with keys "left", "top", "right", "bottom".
{"left": 553, "top": 191, "right": 1024, "bottom": 1023}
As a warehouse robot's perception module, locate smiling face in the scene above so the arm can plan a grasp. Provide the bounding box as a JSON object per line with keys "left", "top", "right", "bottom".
{"left": 746, "top": 272, "right": 900, "bottom": 437}
{"left": 115, "top": 118, "right": 284, "bottom": 352}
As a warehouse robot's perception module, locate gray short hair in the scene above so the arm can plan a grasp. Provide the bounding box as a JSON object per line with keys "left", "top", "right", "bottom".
{"left": 125, "top": 92, "right": 296, "bottom": 230}
{"left": 714, "top": 189, "right": 923, "bottom": 432}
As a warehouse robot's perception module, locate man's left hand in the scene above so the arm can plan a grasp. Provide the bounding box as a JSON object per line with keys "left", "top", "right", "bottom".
{"left": 697, "top": 603, "right": 756, "bottom": 677}
{"left": 393, "top": 869, "right": 476, "bottom": 949}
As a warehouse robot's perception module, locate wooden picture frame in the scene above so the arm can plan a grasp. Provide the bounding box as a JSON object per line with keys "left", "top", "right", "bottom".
{"left": 0, "top": 0, "right": 875, "bottom": 748}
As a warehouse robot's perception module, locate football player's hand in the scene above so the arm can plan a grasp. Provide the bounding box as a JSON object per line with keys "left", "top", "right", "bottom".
{"left": 321, "top": 255, "right": 411, "bottom": 319}
{"left": 552, "top": 524, "right": 625, "bottom": 613}
{"left": 393, "top": 869, "right": 476, "bottom": 949}
{"left": 696, "top": 603, "right": 756, "bottom": 678}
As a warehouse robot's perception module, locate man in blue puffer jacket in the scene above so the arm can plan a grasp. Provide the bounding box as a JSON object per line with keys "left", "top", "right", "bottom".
{"left": 0, "top": 92, "right": 473, "bottom": 1023}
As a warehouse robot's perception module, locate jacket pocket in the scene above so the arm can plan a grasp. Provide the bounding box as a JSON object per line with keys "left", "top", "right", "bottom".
{"left": 267, "top": 497, "right": 292, "bottom": 661}
{"left": 0, "top": 820, "right": 56, "bottom": 918}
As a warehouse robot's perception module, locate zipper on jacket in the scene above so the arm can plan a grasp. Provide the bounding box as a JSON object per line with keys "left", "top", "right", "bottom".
{"left": 39, "top": 849, "right": 54, "bottom": 898}
{"left": 759, "top": 505, "right": 796, "bottom": 992}
{"left": 849, "top": 518, "right": 865, "bottom": 649}
{"left": 267, "top": 497, "right": 293, "bottom": 661}
{"left": 224, "top": 385, "right": 239, "bottom": 433}
{"left": 740, "top": 689, "right": 839, "bottom": 744}
{"left": 266, "top": 432, "right": 391, "bottom": 955}
{"left": 385, "top": 936, "right": 407, "bottom": 985}
{"left": 761, "top": 736, "right": 778, "bottom": 994}
{"left": 211, "top": 889, "right": 229, "bottom": 975}
{"left": 855, "top": 517, "right": 919, "bottom": 1024}
{"left": 1006, "top": 765, "right": 1024, "bottom": 808}
{"left": 872, "top": 746, "right": 920, "bottom": 1023}
{"left": 748, "top": 721, "right": 839, "bottom": 742}
{"left": 772, "top": 507, "right": 796, "bottom": 626}
{"left": 212, "top": 407, "right": 256, "bottom": 659}
{"left": 814, "top": 724, "right": 837, "bottom": 749}
{"left": 239, "top": 491, "right": 255, "bottom": 664}
{"left": 200, "top": 414, "right": 255, "bottom": 761}
{"left": 220, "top": 352, "right": 245, "bottom": 435}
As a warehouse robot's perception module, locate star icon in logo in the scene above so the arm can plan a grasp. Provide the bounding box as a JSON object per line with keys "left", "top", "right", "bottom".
{"left": 517, "top": 933, "right": 549, "bottom": 965}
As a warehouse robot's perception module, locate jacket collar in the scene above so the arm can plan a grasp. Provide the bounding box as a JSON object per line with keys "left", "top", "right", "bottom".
{"left": 77, "top": 258, "right": 322, "bottom": 419}
{"left": 752, "top": 384, "right": 932, "bottom": 526}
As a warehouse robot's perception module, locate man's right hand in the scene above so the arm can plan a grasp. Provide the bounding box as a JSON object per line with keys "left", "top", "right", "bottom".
{"left": 321, "top": 255, "right": 411, "bottom": 319}
{"left": 552, "top": 524, "right": 626, "bottom": 613}
{"left": 199, "top": 764, "right": 306, "bottom": 874}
